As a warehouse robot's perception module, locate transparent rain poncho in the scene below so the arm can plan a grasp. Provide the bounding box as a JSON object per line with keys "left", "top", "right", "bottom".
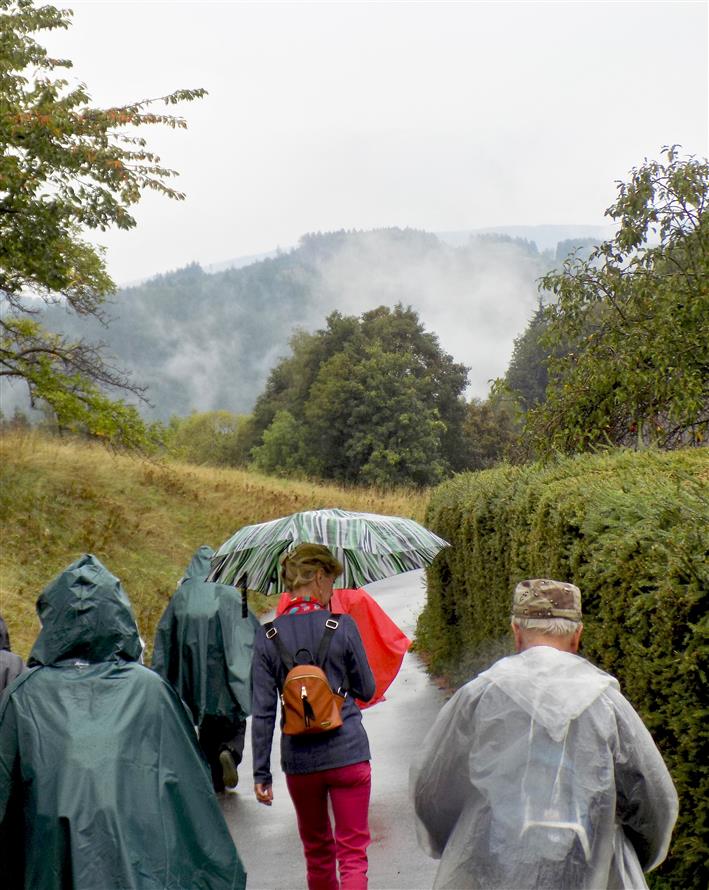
{"left": 410, "top": 646, "right": 678, "bottom": 890}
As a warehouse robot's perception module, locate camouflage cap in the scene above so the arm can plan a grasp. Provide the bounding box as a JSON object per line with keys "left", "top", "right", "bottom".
{"left": 511, "top": 578, "right": 582, "bottom": 621}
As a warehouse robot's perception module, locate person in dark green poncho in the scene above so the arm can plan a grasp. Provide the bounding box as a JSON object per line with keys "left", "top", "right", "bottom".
{"left": 0, "top": 616, "right": 26, "bottom": 695}
{"left": 152, "top": 545, "right": 261, "bottom": 793}
{"left": 0, "top": 553, "right": 246, "bottom": 890}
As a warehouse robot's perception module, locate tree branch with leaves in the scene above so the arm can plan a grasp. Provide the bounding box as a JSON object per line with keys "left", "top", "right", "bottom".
{"left": 0, "top": 0, "right": 206, "bottom": 446}
{"left": 526, "top": 146, "right": 708, "bottom": 456}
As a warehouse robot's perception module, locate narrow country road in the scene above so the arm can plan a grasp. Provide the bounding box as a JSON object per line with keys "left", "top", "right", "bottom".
{"left": 220, "top": 569, "right": 445, "bottom": 890}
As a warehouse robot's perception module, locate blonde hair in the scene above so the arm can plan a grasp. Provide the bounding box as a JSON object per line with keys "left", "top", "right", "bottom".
{"left": 281, "top": 543, "right": 343, "bottom": 591}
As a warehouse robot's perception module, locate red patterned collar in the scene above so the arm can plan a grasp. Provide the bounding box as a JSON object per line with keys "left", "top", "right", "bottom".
{"left": 282, "top": 594, "right": 326, "bottom": 615}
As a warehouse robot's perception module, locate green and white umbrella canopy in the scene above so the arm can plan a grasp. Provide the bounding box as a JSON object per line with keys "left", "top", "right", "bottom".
{"left": 209, "top": 508, "right": 449, "bottom": 594}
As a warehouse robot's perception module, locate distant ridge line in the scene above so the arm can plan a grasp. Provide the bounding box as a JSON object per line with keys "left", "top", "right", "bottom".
{"left": 190, "top": 223, "right": 615, "bottom": 280}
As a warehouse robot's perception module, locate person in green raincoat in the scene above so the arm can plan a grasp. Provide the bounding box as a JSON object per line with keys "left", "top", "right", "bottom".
{"left": 152, "top": 545, "right": 261, "bottom": 792}
{"left": 0, "top": 554, "right": 246, "bottom": 890}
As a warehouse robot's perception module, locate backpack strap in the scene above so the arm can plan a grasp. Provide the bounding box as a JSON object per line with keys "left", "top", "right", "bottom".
{"left": 264, "top": 621, "right": 295, "bottom": 671}
{"left": 315, "top": 614, "right": 341, "bottom": 667}
{"left": 264, "top": 613, "right": 343, "bottom": 674}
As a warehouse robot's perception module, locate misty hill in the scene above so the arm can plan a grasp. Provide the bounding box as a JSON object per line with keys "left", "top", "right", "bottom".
{"left": 437, "top": 223, "right": 615, "bottom": 252}
{"left": 206, "top": 224, "right": 613, "bottom": 277}
{"left": 35, "top": 227, "right": 601, "bottom": 421}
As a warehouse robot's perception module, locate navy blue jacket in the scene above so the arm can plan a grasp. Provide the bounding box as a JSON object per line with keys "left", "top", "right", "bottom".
{"left": 251, "top": 610, "right": 375, "bottom": 784}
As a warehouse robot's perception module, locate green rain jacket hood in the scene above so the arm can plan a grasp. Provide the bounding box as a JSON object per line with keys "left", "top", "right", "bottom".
{"left": 152, "top": 545, "right": 260, "bottom": 726}
{"left": 0, "top": 554, "right": 246, "bottom": 890}
{"left": 28, "top": 553, "right": 143, "bottom": 666}
{"left": 182, "top": 543, "right": 214, "bottom": 583}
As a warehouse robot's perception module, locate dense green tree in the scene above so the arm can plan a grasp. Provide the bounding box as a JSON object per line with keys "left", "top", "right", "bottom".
{"left": 250, "top": 410, "right": 308, "bottom": 477}
{"left": 166, "top": 411, "right": 252, "bottom": 467}
{"left": 304, "top": 346, "right": 448, "bottom": 486}
{"left": 503, "top": 303, "right": 552, "bottom": 411}
{"left": 359, "top": 306, "right": 470, "bottom": 472}
{"left": 526, "top": 147, "right": 708, "bottom": 454}
{"left": 250, "top": 305, "right": 469, "bottom": 486}
{"left": 248, "top": 315, "right": 361, "bottom": 445}
{"left": 0, "top": 0, "right": 204, "bottom": 447}
{"left": 461, "top": 394, "right": 521, "bottom": 470}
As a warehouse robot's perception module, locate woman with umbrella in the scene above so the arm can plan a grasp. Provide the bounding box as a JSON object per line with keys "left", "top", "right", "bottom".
{"left": 211, "top": 507, "right": 445, "bottom": 709}
{"left": 251, "top": 543, "right": 376, "bottom": 890}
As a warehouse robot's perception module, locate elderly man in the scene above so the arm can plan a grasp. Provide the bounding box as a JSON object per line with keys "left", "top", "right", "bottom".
{"left": 411, "top": 579, "right": 678, "bottom": 890}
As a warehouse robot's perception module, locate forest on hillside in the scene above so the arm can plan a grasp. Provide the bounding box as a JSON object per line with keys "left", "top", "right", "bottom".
{"left": 21, "top": 227, "right": 592, "bottom": 420}
{"left": 0, "top": 0, "right": 705, "bottom": 489}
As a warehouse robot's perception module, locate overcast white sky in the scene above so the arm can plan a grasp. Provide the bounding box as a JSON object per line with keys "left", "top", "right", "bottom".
{"left": 45, "top": 0, "right": 708, "bottom": 285}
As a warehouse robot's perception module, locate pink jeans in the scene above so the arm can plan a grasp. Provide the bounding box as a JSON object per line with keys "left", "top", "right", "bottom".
{"left": 286, "top": 760, "right": 372, "bottom": 890}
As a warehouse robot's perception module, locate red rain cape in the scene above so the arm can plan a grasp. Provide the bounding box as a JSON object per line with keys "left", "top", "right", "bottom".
{"left": 275, "top": 588, "right": 411, "bottom": 708}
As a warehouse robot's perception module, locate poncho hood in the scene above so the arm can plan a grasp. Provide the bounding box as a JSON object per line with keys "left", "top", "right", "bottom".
{"left": 181, "top": 544, "right": 214, "bottom": 584}
{"left": 28, "top": 554, "right": 143, "bottom": 666}
{"left": 0, "top": 616, "right": 10, "bottom": 651}
{"left": 152, "top": 545, "right": 260, "bottom": 723}
{"left": 483, "top": 646, "right": 618, "bottom": 742}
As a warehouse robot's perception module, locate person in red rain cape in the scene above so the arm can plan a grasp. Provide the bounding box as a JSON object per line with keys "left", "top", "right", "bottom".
{"left": 276, "top": 587, "right": 411, "bottom": 707}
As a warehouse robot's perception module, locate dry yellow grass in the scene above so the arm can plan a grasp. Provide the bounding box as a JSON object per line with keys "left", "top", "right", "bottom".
{"left": 0, "top": 430, "right": 429, "bottom": 660}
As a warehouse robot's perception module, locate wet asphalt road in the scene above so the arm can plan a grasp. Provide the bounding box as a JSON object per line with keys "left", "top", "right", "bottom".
{"left": 219, "top": 569, "right": 445, "bottom": 890}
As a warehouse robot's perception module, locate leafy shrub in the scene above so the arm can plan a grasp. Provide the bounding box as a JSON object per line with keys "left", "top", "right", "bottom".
{"left": 250, "top": 410, "right": 309, "bottom": 477}
{"left": 166, "top": 411, "right": 253, "bottom": 466}
{"left": 418, "top": 448, "right": 708, "bottom": 890}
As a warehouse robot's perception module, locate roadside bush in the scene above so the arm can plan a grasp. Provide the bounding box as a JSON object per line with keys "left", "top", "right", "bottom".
{"left": 418, "top": 448, "right": 708, "bottom": 890}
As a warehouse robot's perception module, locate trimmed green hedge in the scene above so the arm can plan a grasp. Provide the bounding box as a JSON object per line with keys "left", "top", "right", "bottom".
{"left": 418, "top": 449, "right": 708, "bottom": 890}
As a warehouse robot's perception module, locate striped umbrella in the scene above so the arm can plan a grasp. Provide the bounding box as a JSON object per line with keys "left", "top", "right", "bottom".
{"left": 208, "top": 508, "right": 449, "bottom": 594}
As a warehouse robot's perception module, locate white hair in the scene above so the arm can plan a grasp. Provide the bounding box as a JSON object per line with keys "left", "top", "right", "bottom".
{"left": 512, "top": 616, "right": 581, "bottom": 636}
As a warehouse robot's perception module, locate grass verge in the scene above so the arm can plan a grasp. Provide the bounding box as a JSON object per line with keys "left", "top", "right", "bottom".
{"left": 0, "top": 431, "right": 428, "bottom": 660}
